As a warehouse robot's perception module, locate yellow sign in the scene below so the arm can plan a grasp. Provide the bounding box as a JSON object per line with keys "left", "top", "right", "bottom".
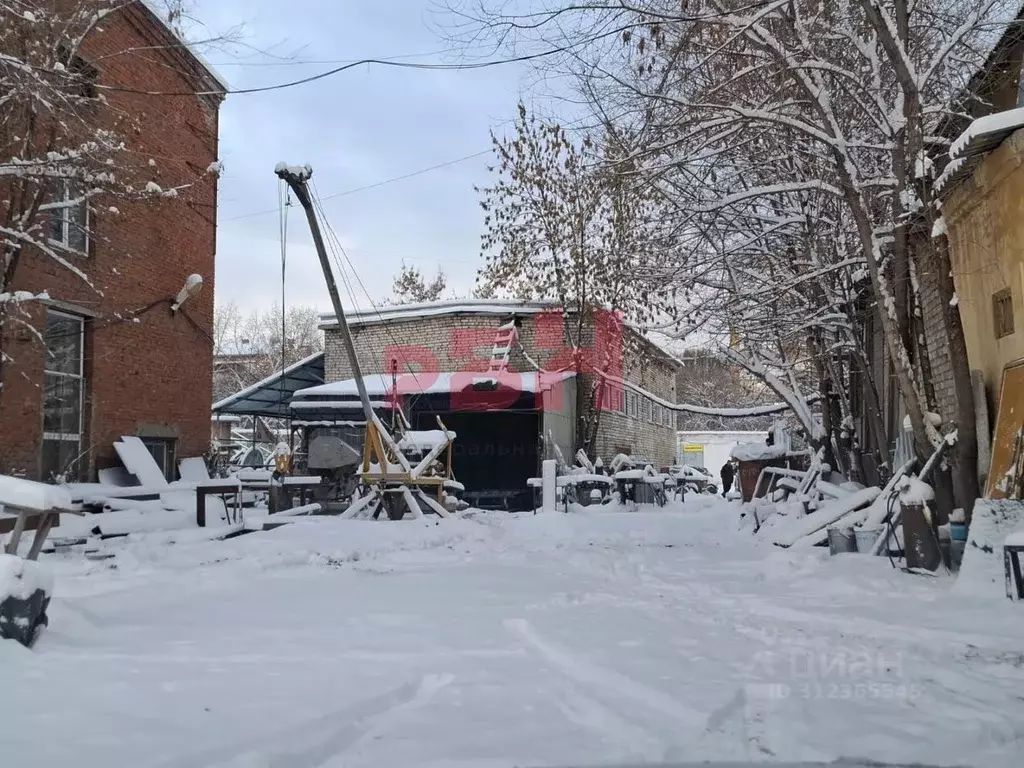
{"left": 682, "top": 444, "right": 703, "bottom": 452}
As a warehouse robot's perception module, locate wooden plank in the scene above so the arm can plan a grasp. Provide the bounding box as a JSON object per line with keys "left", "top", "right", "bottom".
{"left": 771, "top": 487, "right": 881, "bottom": 547}
{"left": 178, "top": 457, "right": 211, "bottom": 483}
{"left": 26, "top": 513, "right": 55, "bottom": 561}
{"left": 985, "top": 358, "right": 1024, "bottom": 497}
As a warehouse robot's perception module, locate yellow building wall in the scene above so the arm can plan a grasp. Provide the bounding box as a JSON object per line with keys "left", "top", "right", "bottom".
{"left": 945, "top": 128, "right": 1024, "bottom": 408}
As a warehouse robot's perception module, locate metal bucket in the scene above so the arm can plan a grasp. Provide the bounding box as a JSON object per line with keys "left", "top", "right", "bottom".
{"left": 854, "top": 526, "right": 883, "bottom": 554}
{"left": 828, "top": 526, "right": 857, "bottom": 555}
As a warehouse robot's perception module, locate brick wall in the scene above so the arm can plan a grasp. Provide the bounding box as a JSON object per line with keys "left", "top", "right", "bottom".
{"left": 323, "top": 310, "right": 679, "bottom": 468}
{"left": 0, "top": 5, "right": 220, "bottom": 480}
{"left": 918, "top": 249, "right": 959, "bottom": 428}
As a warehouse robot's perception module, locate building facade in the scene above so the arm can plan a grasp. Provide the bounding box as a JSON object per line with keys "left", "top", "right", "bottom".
{"left": 320, "top": 300, "right": 680, "bottom": 468}
{"left": 0, "top": 2, "right": 223, "bottom": 482}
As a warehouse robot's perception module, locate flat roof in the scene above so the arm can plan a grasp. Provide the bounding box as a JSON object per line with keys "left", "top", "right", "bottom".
{"left": 319, "top": 299, "right": 560, "bottom": 329}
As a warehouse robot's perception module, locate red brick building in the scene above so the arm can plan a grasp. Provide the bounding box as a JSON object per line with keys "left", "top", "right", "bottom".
{"left": 0, "top": 2, "right": 223, "bottom": 482}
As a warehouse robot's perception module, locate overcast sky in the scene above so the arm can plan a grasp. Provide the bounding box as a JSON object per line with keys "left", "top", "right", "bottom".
{"left": 190, "top": 0, "right": 540, "bottom": 316}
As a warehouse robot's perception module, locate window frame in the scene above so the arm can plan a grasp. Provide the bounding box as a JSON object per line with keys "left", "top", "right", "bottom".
{"left": 993, "top": 287, "right": 1014, "bottom": 339}
{"left": 141, "top": 437, "right": 178, "bottom": 482}
{"left": 41, "top": 310, "right": 85, "bottom": 481}
{"left": 48, "top": 179, "right": 90, "bottom": 254}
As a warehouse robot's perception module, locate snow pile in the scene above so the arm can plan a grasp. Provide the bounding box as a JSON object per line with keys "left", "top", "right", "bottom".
{"left": 274, "top": 162, "right": 312, "bottom": 180}
{"left": 730, "top": 442, "right": 786, "bottom": 462}
{"left": 0, "top": 474, "right": 72, "bottom": 512}
{"left": 7, "top": 499, "right": 1024, "bottom": 766}
{"left": 0, "top": 554, "right": 54, "bottom": 602}
{"left": 898, "top": 476, "right": 935, "bottom": 505}
{"left": 952, "top": 499, "right": 1024, "bottom": 599}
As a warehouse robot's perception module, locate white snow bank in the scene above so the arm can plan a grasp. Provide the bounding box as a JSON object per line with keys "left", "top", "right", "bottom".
{"left": 730, "top": 442, "right": 786, "bottom": 462}
{"left": 0, "top": 554, "right": 53, "bottom": 601}
{"left": 0, "top": 475, "right": 72, "bottom": 512}
{"left": 8, "top": 498, "right": 1024, "bottom": 767}
{"left": 952, "top": 499, "right": 1024, "bottom": 599}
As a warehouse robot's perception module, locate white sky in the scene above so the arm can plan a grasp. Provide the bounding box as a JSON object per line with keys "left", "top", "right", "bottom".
{"left": 191, "top": 0, "right": 545, "bottom": 315}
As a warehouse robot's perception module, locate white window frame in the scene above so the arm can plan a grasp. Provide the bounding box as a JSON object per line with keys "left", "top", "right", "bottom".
{"left": 42, "top": 310, "right": 85, "bottom": 478}
{"left": 48, "top": 180, "right": 90, "bottom": 254}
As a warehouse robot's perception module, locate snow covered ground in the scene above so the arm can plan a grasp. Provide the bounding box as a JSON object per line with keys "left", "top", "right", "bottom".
{"left": 3, "top": 497, "right": 1024, "bottom": 767}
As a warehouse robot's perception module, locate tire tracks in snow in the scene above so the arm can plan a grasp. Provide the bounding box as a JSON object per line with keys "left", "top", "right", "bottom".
{"left": 152, "top": 673, "right": 453, "bottom": 768}
{"left": 503, "top": 617, "right": 705, "bottom": 730}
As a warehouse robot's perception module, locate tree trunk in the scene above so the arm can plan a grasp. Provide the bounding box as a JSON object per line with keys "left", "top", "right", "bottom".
{"left": 932, "top": 236, "right": 981, "bottom": 522}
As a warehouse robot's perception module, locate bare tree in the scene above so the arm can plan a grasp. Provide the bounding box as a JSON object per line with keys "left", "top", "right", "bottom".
{"left": 213, "top": 302, "right": 324, "bottom": 401}
{"left": 477, "top": 104, "right": 677, "bottom": 454}
{"left": 453, "top": 0, "right": 1007, "bottom": 508}
{"left": 390, "top": 262, "right": 447, "bottom": 304}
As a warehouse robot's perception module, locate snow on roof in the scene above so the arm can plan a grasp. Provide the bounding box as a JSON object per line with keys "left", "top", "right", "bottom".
{"left": 730, "top": 442, "right": 787, "bottom": 462}
{"left": 936, "top": 107, "right": 1024, "bottom": 195}
{"left": 319, "top": 299, "right": 560, "bottom": 329}
{"left": 293, "top": 370, "right": 575, "bottom": 400}
{"left": 211, "top": 413, "right": 241, "bottom": 422}
{"left": 137, "top": 1, "right": 228, "bottom": 92}
{"left": 950, "top": 106, "right": 1024, "bottom": 161}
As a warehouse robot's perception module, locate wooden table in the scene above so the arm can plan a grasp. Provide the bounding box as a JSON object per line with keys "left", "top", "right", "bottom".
{"left": 3, "top": 505, "right": 85, "bottom": 561}
{"left": 195, "top": 476, "right": 321, "bottom": 527}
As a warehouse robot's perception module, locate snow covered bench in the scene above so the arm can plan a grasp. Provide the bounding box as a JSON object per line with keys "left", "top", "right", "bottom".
{"left": 1, "top": 475, "right": 84, "bottom": 561}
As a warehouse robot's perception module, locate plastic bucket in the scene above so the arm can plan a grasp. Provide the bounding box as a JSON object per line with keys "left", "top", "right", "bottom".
{"left": 950, "top": 523, "right": 968, "bottom": 541}
{"left": 828, "top": 526, "right": 857, "bottom": 555}
{"left": 854, "top": 526, "right": 883, "bottom": 554}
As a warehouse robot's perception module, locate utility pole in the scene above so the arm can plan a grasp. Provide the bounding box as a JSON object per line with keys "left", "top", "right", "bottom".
{"left": 274, "top": 163, "right": 375, "bottom": 425}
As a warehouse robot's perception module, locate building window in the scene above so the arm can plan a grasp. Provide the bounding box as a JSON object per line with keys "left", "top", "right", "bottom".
{"left": 642, "top": 397, "right": 651, "bottom": 422}
{"left": 42, "top": 311, "right": 85, "bottom": 482}
{"left": 626, "top": 391, "right": 636, "bottom": 417}
{"left": 993, "top": 288, "right": 1014, "bottom": 338}
{"left": 49, "top": 180, "right": 89, "bottom": 253}
{"left": 141, "top": 437, "right": 177, "bottom": 482}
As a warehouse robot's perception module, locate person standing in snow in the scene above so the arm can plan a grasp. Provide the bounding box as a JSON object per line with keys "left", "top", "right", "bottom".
{"left": 720, "top": 461, "right": 735, "bottom": 498}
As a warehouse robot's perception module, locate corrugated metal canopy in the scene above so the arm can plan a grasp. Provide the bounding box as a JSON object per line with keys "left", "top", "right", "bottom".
{"left": 212, "top": 351, "right": 324, "bottom": 418}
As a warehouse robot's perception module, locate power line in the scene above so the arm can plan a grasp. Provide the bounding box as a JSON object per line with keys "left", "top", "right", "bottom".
{"left": 223, "top": 149, "right": 491, "bottom": 222}
{"left": 90, "top": 27, "right": 629, "bottom": 98}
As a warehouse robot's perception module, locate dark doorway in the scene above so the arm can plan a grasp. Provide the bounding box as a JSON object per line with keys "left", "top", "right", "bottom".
{"left": 413, "top": 409, "right": 540, "bottom": 511}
